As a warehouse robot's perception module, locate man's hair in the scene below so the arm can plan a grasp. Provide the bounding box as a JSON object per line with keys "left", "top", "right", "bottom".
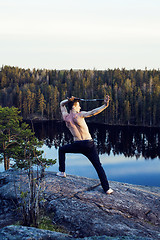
{"left": 68, "top": 99, "right": 80, "bottom": 111}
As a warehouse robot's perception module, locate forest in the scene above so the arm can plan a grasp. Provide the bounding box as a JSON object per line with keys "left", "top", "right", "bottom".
{"left": 0, "top": 65, "right": 160, "bottom": 127}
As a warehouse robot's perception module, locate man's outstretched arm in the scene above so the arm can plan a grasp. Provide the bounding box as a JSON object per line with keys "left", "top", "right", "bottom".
{"left": 80, "top": 95, "right": 110, "bottom": 118}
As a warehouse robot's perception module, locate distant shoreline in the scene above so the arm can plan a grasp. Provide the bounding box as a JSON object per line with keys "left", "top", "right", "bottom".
{"left": 25, "top": 117, "right": 160, "bottom": 129}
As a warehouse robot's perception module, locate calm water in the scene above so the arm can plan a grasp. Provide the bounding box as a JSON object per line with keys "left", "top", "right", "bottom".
{"left": 1, "top": 121, "right": 160, "bottom": 187}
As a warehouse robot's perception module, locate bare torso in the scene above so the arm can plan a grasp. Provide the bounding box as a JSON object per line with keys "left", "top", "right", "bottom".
{"left": 64, "top": 112, "right": 92, "bottom": 141}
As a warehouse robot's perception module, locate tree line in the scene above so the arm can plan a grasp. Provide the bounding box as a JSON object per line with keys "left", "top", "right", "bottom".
{"left": 0, "top": 65, "right": 160, "bottom": 126}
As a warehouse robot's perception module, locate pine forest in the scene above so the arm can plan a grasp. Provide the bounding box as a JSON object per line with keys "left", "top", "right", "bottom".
{"left": 0, "top": 65, "right": 160, "bottom": 127}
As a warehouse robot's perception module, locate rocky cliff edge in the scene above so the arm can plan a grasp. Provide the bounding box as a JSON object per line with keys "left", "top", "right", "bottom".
{"left": 0, "top": 170, "right": 160, "bottom": 240}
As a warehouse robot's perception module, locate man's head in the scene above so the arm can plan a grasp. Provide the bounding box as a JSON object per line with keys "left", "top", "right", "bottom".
{"left": 68, "top": 100, "right": 81, "bottom": 112}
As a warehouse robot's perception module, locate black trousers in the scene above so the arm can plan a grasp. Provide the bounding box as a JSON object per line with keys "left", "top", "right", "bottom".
{"left": 58, "top": 139, "right": 109, "bottom": 192}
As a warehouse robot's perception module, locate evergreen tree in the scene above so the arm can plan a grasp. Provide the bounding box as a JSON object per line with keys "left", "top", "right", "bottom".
{"left": 0, "top": 106, "right": 56, "bottom": 226}
{"left": 39, "top": 93, "right": 46, "bottom": 118}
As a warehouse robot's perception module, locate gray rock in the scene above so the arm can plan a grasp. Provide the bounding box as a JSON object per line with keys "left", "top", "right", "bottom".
{"left": 0, "top": 170, "right": 160, "bottom": 239}
{"left": 0, "top": 225, "right": 72, "bottom": 240}
{"left": 0, "top": 225, "right": 155, "bottom": 240}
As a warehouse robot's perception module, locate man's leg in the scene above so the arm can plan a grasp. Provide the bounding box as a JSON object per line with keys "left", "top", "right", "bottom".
{"left": 58, "top": 142, "right": 82, "bottom": 172}
{"left": 58, "top": 141, "right": 113, "bottom": 193}
{"left": 84, "top": 142, "right": 110, "bottom": 192}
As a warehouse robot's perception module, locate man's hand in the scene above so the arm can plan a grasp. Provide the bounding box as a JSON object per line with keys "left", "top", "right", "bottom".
{"left": 67, "top": 96, "right": 78, "bottom": 102}
{"left": 104, "top": 95, "right": 110, "bottom": 106}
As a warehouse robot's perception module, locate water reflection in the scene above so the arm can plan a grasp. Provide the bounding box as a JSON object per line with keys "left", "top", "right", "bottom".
{"left": 32, "top": 121, "right": 160, "bottom": 160}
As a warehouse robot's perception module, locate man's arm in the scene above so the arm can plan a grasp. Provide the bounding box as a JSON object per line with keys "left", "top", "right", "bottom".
{"left": 60, "top": 99, "right": 69, "bottom": 120}
{"left": 79, "top": 95, "right": 110, "bottom": 118}
{"left": 60, "top": 96, "right": 75, "bottom": 120}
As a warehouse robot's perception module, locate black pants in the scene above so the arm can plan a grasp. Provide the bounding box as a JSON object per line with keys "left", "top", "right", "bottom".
{"left": 58, "top": 139, "right": 109, "bottom": 192}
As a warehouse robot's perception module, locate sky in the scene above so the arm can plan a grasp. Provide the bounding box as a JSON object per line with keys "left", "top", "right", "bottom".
{"left": 0, "top": 0, "right": 160, "bottom": 70}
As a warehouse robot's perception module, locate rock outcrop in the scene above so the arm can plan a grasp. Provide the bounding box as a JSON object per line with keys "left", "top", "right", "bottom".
{"left": 0, "top": 170, "right": 160, "bottom": 239}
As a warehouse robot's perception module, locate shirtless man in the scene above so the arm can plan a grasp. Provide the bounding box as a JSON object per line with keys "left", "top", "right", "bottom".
{"left": 56, "top": 95, "right": 113, "bottom": 194}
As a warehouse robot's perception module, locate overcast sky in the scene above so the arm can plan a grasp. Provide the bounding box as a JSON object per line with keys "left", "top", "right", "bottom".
{"left": 0, "top": 0, "right": 160, "bottom": 70}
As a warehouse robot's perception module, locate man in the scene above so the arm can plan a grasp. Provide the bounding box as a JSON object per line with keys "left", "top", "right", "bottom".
{"left": 56, "top": 95, "right": 113, "bottom": 194}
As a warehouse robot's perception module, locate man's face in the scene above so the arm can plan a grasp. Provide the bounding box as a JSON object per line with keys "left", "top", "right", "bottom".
{"left": 73, "top": 102, "right": 81, "bottom": 113}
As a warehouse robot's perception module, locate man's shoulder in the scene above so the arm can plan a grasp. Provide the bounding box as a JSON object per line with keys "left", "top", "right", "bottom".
{"left": 78, "top": 111, "right": 87, "bottom": 118}
{"left": 80, "top": 111, "right": 87, "bottom": 114}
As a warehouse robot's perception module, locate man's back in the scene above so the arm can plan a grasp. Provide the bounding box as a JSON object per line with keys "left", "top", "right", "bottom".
{"left": 64, "top": 111, "right": 92, "bottom": 141}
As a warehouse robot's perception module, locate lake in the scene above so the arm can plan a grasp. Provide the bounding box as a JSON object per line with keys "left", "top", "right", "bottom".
{"left": 1, "top": 121, "right": 160, "bottom": 187}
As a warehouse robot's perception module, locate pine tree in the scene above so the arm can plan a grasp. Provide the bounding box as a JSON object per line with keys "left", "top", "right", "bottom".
{"left": 27, "top": 89, "right": 32, "bottom": 115}
{"left": 0, "top": 106, "right": 56, "bottom": 226}
{"left": 39, "top": 93, "right": 46, "bottom": 118}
